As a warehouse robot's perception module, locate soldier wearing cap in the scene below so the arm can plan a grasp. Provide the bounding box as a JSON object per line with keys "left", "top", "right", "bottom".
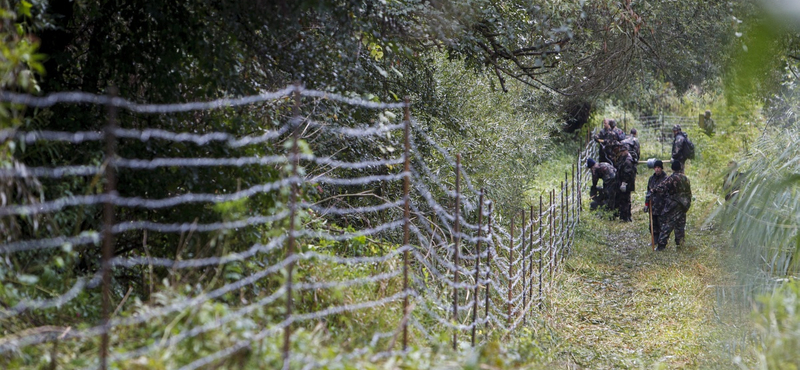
{"left": 594, "top": 118, "right": 625, "bottom": 164}
{"left": 700, "top": 110, "right": 715, "bottom": 137}
{"left": 671, "top": 124, "right": 690, "bottom": 169}
{"left": 610, "top": 119, "right": 626, "bottom": 142}
{"left": 613, "top": 145, "right": 636, "bottom": 222}
{"left": 587, "top": 157, "right": 618, "bottom": 212}
{"left": 620, "top": 128, "right": 640, "bottom": 163}
{"left": 645, "top": 160, "right": 667, "bottom": 242}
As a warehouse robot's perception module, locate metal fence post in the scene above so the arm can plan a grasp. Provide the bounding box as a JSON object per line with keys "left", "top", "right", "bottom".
{"left": 507, "top": 215, "right": 514, "bottom": 327}
{"left": 100, "top": 87, "right": 118, "bottom": 370}
{"left": 571, "top": 167, "right": 576, "bottom": 253}
{"left": 528, "top": 205, "right": 534, "bottom": 319}
{"left": 660, "top": 110, "right": 665, "bottom": 158}
{"left": 484, "top": 202, "right": 493, "bottom": 337}
{"left": 560, "top": 177, "right": 564, "bottom": 265}
{"left": 538, "top": 195, "right": 543, "bottom": 310}
{"left": 521, "top": 209, "right": 527, "bottom": 322}
{"left": 283, "top": 83, "right": 301, "bottom": 370}
{"left": 402, "top": 98, "right": 411, "bottom": 350}
{"left": 471, "top": 189, "right": 484, "bottom": 347}
{"left": 549, "top": 190, "right": 554, "bottom": 282}
{"left": 452, "top": 154, "right": 461, "bottom": 350}
{"left": 564, "top": 175, "right": 568, "bottom": 259}
{"left": 576, "top": 150, "right": 583, "bottom": 215}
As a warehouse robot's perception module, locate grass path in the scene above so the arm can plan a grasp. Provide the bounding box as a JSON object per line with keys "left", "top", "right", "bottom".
{"left": 539, "top": 199, "right": 743, "bottom": 369}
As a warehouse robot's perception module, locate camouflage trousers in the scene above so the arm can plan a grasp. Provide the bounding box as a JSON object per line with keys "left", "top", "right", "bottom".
{"left": 649, "top": 214, "right": 662, "bottom": 244}
{"left": 616, "top": 190, "right": 632, "bottom": 221}
{"left": 657, "top": 207, "right": 686, "bottom": 249}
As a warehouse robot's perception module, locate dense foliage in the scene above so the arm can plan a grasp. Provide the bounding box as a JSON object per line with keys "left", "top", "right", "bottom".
{"left": 11, "top": 0, "right": 800, "bottom": 368}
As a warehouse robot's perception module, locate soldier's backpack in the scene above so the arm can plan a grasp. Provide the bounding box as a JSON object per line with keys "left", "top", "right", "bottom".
{"left": 620, "top": 137, "right": 639, "bottom": 162}
{"left": 681, "top": 133, "right": 696, "bottom": 160}
{"left": 675, "top": 174, "right": 692, "bottom": 210}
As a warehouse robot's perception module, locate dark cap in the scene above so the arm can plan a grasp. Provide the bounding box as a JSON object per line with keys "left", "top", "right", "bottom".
{"left": 586, "top": 158, "right": 596, "bottom": 168}
{"left": 609, "top": 119, "right": 617, "bottom": 128}
{"left": 672, "top": 124, "right": 681, "bottom": 131}
{"left": 671, "top": 161, "right": 682, "bottom": 171}
{"left": 630, "top": 128, "right": 637, "bottom": 135}
{"left": 654, "top": 160, "right": 663, "bottom": 169}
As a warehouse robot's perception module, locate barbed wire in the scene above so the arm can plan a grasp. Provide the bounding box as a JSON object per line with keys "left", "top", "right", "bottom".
{"left": 0, "top": 84, "right": 591, "bottom": 368}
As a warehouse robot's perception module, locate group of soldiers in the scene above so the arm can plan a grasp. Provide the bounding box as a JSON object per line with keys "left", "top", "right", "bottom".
{"left": 586, "top": 119, "right": 693, "bottom": 251}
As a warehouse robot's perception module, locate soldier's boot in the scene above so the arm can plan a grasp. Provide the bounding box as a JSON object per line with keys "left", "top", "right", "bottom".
{"left": 675, "top": 238, "right": 684, "bottom": 247}
{"left": 655, "top": 244, "right": 667, "bottom": 251}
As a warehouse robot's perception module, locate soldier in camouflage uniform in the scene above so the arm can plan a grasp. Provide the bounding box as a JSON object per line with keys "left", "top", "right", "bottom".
{"left": 613, "top": 145, "right": 636, "bottom": 222}
{"left": 621, "top": 128, "right": 640, "bottom": 163}
{"left": 593, "top": 118, "right": 625, "bottom": 164}
{"left": 671, "top": 124, "right": 690, "bottom": 169}
{"left": 651, "top": 161, "right": 692, "bottom": 251}
{"left": 610, "top": 119, "right": 626, "bottom": 142}
{"left": 587, "top": 157, "right": 617, "bottom": 212}
{"left": 645, "top": 160, "right": 667, "bottom": 242}
{"left": 701, "top": 110, "right": 715, "bottom": 137}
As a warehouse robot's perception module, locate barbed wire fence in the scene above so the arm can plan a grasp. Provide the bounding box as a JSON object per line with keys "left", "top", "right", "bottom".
{"left": 0, "top": 84, "right": 596, "bottom": 369}
{"left": 617, "top": 112, "right": 738, "bottom": 161}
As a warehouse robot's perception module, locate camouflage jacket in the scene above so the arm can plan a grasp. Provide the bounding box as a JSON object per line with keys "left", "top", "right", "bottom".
{"left": 672, "top": 132, "right": 688, "bottom": 161}
{"left": 612, "top": 127, "right": 626, "bottom": 141}
{"left": 646, "top": 171, "right": 668, "bottom": 216}
{"left": 591, "top": 162, "right": 617, "bottom": 187}
{"left": 595, "top": 128, "right": 624, "bottom": 162}
{"left": 652, "top": 171, "right": 692, "bottom": 213}
{"left": 594, "top": 128, "right": 613, "bottom": 144}
{"left": 621, "top": 137, "right": 640, "bottom": 162}
{"left": 614, "top": 152, "right": 636, "bottom": 192}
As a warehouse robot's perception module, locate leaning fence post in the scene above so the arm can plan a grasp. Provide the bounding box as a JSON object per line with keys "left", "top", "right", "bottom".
{"left": 100, "top": 87, "right": 118, "bottom": 370}
{"left": 283, "top": 83, "right": 301, "bottom": 370}
{"left": 452, "top": 154, "right": 461, "bottom": 350}
{"left": 507, "top": 215, "right": 514, "bottom": 327}
{"left": 484, "top": 202, "right": 493, "bottom": 337}
{"left": 401, "top": 97, "right": 411, "bottom": 350}
{"left": 471, "top": 189, "right": 484, "bottom": 347}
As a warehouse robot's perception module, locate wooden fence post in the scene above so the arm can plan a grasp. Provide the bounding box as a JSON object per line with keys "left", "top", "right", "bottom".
{"left": 283, "top": 83, "right": 301, "bottom": 370}
{"left": 471, "top": 189, "right": 484, "bottom": 347}
{"left": 452, "top": 154, "right": 461, "bottom": 350}
{"left": 484, "top": 203, "right": 493, "bottom": 336}
{"left": 507, "top": 215, "right": 514, "bottom": 327}
{"left": 549, "top": 190, "right": 554, "bottom": 283}
{"left": 528, "top": 205, "right": 534, "bottom": 319}
{"left": 401, "top": 98, "right": 411, "bottom": 350}
{"left": 100, "top": 87, "right": 118, "bottom": 370}
{"left": 538, "top": 195, "right": 544, "bottom": 310}
{"left": 521, "top": 209, "right": 527, "bottom": 322}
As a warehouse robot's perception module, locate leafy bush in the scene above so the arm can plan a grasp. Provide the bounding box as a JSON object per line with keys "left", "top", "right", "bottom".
{"left": 749, "top": 279, "right": 800, "bottom": 369}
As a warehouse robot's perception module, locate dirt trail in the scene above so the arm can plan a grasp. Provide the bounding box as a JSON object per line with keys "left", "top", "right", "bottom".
{"left": 544, "top": 211, "right": 734, "bottom": 369}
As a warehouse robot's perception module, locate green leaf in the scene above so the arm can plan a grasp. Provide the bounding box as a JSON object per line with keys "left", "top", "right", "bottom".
{"left": 17, "top": 1, "right": 32, "bottom": 18}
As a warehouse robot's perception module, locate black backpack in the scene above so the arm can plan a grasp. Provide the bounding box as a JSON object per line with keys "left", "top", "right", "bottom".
{"left": 680, "top": 132, "right": 695, "bottom": 160}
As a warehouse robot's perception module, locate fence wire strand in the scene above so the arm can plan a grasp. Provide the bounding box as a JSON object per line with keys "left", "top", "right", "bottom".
{"left": 0, "top": 84, "right": 593, "bottom": 367}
